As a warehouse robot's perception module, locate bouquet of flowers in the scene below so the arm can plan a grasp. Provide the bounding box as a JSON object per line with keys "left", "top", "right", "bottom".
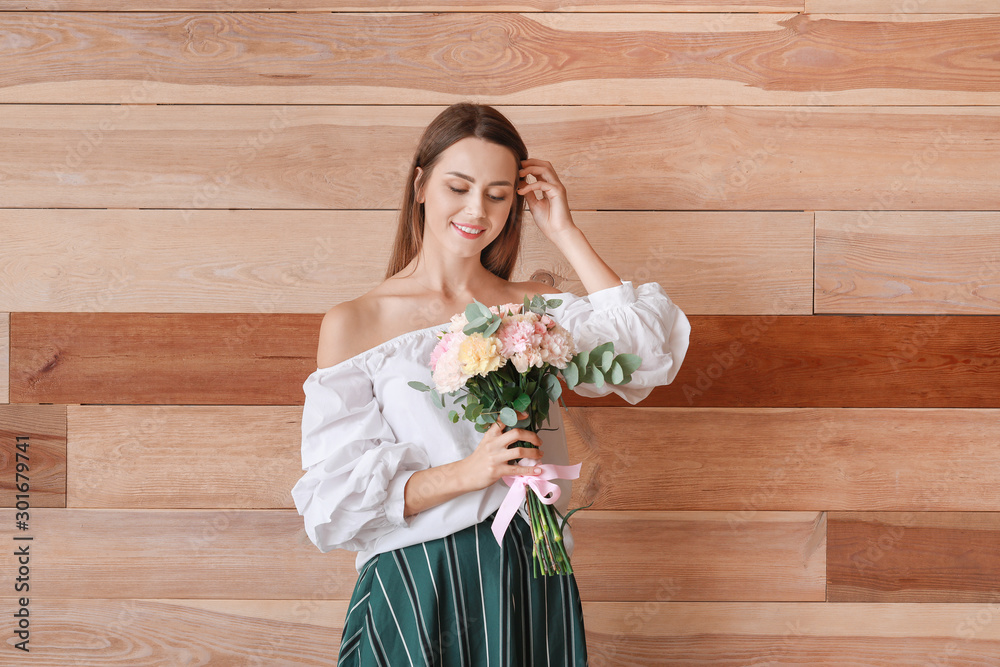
{"left": 408, "top": 293, "right": 642, "bottom": 576}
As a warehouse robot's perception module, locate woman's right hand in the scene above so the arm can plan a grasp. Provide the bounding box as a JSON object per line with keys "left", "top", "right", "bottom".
{"left": 460, "top": 410, "right": 544, "bottom": 492}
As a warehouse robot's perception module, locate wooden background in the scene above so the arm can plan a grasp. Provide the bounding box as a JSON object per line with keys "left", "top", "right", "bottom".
{"left": 2, "top": 1, "right": 999, "bottom": 664}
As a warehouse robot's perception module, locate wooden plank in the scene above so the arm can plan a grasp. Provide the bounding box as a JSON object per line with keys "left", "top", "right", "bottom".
{"left": 828, "top": 512, "right": 1000, "bottom": 602}
{"left": 5, "top": 600, "right": 1000, "bottom": 664}
{"left": 572, "top": 511, "right": 825, "bottom": 601}
{"left": 9, "top": 312, "right": 318, "bottom": 405}
{"left": 0, "top": 1, "right": 805, "bottom": 10}
{"left": 808, "top": 1, "right": 1000, "bottom": 12}
{"left": 584, "top": 602, "right": 1000, "bottom": 665}
{"left": 11, "top": 313, "right": 1000, "bottom": 406}
{"left": 0, "top": 209, "right": 812, "bottom": 315}
{"left": 649, "top": 314, "right": 1000, "bottom": 408}
{"left": 816, "top": 211, "right": 1000, "bottom": 314}
{"left": 0, "top": 598, "right": 347, "bottom": 665}
{"left": 0, "top": 405, "right": 65, "bottom": 508}
{"left": 3, "top": 105, "right": 998, "bottom": 210}
{"left": 0, "top": 312, "right": 7, "bottom": 403}
{"left": 2, "top": 14, "right": 1000, "bottom": 106}
{"left": 567, "top": 407, "right": 1000, "bottom": 511}
{"left": 67, "top": 405, "right": 304, "bottom": 508}
{"left": 68, "top": 405, "right": 1000, "bottom": 512}
{"left": 0, "top": 508, "right": 819, "bottom": 601}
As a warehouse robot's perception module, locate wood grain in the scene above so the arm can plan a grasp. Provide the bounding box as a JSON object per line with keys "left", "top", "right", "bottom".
{"left": 2, "top": 13, "right": 999, "bottom": 105}
{"left": 566, "top": 407, "right": 1000, "bottom": 511}
{"left": 0, "top": 508, "right": 821, "bottom": 602}
{"left": 0, "top": 405, "right": 65, "bottom": 508}
{"left": 571, "top": 511, "right": 826, "bottom": 601}
{"left": 11, "top": 313, "right": 1000, "bottom": 406}
{"left": 67, "top": 405, "right": 303, "bottom": 508}
{"left": 808, "top": 1, "right": 1000, "bottom": 12}
{"left": 5, "top": 599, "right": 1000, "bottom": 665}
{"left": 816, "top": 211, "right": 1000, "bottom": 314}
{"left": 66, "top": 405, "right": 1000, "bottom": 512}
{"left": 584, "top": 602, "right": 1000, "bottom": 665}
{"left": 0, "top": 598, "right": 347, "bottom": 666}
{"left": 4, "top": 105, "right": 997, "bottom": 210}
{"left": 0, "top": 312, "right": 7, "bottom": 404}
{"left": 0, "top": 209, "right": 812, "bottom": 315}
{"left": 828, "top": 512, "right": 1000, "bottom": 602}
{"left": 0, "top": 1, "right": 805, "bottom": 10}
{"left": 649, "top": 314, "right": 1000, "bottom": 408}
{"left": 9, "top": 312, "right": 318, "bottom": 405}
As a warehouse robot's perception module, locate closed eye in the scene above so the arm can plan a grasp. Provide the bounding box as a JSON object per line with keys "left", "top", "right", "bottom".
{"left": 449, "top": 186, "right": 506, "bottom": 202}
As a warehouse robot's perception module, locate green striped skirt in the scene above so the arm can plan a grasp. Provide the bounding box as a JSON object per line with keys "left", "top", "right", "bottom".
{"left": 337, "top": 509, "right": 589, "bottom": 666}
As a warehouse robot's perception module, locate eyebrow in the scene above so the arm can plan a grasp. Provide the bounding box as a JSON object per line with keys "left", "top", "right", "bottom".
{"left": 445, "top": 171, "right": 513, "bottom": 187}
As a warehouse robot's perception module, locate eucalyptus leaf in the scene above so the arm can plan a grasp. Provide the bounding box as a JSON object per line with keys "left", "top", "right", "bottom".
{"left": 408, "top": 380, "right": 430, "bottom": 392}
{"left": 610, "top": 361, "right": 624, "bottom": 384}
{"left": 430, "top": 388, "right": 445, "bottom": 408}
{"left": 615, "top": 353, "right": 642, "bottom": 375}
{"left": 545, "top": 373, "right": 562, "bottom": 400}
{"left": 588, "top": 342, "right": 614, "bottom": 367}
{"left": 499, "top": 406, "right": 518, "bottom": 426}
{"left": 513, "top": 393, "right": 531, "bottom": 411}
{"left": 601, "top": 349, "right": 614, "bottom": 372}
{"left": 448, "top": 410, "right": 459, "bottom": 423}
{"left": 561, "top": 362, "right": 579, "bottom": 388}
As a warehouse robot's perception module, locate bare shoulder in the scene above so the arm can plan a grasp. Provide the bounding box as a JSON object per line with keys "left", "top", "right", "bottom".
{"left": 316, "top": 296, "right": 375, "bottom": 370}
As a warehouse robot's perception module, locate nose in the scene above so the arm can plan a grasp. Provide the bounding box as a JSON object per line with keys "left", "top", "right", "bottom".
{"left": 465, "top": 193, "right": 486, "bottom": 218}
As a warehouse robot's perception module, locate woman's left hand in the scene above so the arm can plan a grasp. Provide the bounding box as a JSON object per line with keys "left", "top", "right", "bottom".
{"left": 517, "top": 158, "right": 577, "bottom": 239}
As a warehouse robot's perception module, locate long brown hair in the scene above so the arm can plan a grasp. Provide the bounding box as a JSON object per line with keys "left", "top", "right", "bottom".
{"left": 384, "top": 103, "right": 529, "bottom": 281}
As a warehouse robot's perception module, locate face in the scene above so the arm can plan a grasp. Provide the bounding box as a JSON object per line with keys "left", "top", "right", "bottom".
{"left": 415, "top": 136, "right": 518, "bottom": 255}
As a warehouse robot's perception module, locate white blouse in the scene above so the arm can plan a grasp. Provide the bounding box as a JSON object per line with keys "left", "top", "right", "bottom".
{"left": 291, "top": 280, "right": 691, "bottom": 573}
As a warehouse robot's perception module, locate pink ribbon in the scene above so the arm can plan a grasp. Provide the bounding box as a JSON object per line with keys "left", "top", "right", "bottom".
{"left": 491, "top": 461, "right": 582, "bottom": 545}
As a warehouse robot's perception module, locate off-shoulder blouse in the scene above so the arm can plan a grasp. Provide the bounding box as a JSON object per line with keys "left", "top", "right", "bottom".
{"left": 290, "top": 280, "right": 691, "bottom": 573}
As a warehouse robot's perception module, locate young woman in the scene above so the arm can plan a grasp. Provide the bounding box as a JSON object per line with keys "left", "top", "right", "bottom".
{"left": 291, "top": 102, "right": 691, "bottom": 666}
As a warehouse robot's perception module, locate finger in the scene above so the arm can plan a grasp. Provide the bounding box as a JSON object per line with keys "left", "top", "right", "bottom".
{"left": 510, "top": 462, "right": 542, "bottom": 475}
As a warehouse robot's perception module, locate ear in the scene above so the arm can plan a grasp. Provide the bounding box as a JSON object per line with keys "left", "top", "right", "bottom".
{"left": 414, "top": 166, "right": 425, "bottom": 203}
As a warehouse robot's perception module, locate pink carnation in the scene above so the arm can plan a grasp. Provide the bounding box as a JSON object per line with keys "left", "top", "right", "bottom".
{"left": 430, "top": 331, "right": 461, "bottom": 372}
{"left": 540, "top": 324, "right": 576, "bottom": 368}
{"left": 432, "top": 343, "right": 469, "bottom": 393}
{"left": 496, "top": 314, "right": 543, "bottom": 357}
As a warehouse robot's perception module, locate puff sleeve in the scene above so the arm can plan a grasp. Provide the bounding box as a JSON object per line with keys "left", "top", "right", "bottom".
{"left": 290, "top": 361, "right": 431, "bottom": 553}
{"left": 553, "top": 280, "right": 690, "bottom": 404}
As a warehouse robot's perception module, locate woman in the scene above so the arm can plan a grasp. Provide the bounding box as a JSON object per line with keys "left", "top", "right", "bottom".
{"left": 291, "top": 102, "right": 691, "bottom": 666}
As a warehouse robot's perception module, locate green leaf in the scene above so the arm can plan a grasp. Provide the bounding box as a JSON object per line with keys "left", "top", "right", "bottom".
{"left": 583, "top": 366, "right": 605, "bottom": 388}
{"left": 610, "top": 360, "right": 624, "bottom": 384}
{"left": 601, "top": 349, "right": 614, "bottom": 372}
{"left": 545, "top": 297, "right": 563, "bottom": 309}
{"left": 558, "top": 501, "right": 594, "bottom": 533}
{"left": 544, "top": 373, "right": 562, "bottom": 400}
{"left": 499, "top": 406, "right": 518, "bottom": 426}
{"left": 408, "top": 380, "right": 431, "bottom": 392}
{"left": 448, "top": 409, "right": 459, "bottom": 423}
{"left": 561, "top": 362, "right": 578, "bottom": 389}
{"left": 484, "top": 318, "right": 502, "bottom": 336}
{"left": 429, "top": 388, "right": 445, "bottom": 408}
{"left": 588, "top": 342, "right": 614, "bottom": 368}
{"left": 615, "top": 353, "right": 642, "bottom": 375}
{"left": 512, "top": 392, "right": 531, "bottom": 411}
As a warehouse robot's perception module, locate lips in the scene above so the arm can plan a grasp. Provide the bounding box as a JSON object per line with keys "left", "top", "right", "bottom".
{"left": 451, "top": 221, "right": 485, "bottom": 238}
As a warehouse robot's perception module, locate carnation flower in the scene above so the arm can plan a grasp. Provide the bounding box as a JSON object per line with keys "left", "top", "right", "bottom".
{"left": 458, "top": 333, "right": 505, "bottom": 376}
{"left": 539, "top": 323, "right": 576, "bottom": 369}
{"left": 432, "top": 344, "right": 468, "bottom": 393}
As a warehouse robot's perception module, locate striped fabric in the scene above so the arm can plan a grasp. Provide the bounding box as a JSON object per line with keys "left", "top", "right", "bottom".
{"left": 337, "top": 509, "right": 588, "bottom": 666}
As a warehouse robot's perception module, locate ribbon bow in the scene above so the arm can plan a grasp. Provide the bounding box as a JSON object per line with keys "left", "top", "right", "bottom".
{"left": 491, "top": 461, "right": 582, "bottom": 545}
